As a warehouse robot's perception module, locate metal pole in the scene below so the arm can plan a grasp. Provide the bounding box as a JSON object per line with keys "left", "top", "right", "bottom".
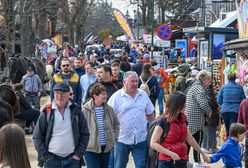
{"left": 137, "top": 0, "right": 139, "bottom": 40}
{"left": 151, "top": 0, "right": 154, "bottom": 59}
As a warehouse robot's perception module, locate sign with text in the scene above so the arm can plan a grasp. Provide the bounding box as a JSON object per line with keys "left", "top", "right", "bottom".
{"left": 156, "top": 40, "right": 171, "bottom": 47}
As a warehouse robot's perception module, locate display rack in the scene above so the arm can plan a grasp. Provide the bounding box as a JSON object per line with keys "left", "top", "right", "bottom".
{"left": 212, "top": 60, "right": 223, "bottom": 96}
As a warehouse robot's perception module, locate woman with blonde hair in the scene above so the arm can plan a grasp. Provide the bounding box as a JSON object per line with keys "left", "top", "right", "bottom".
{"left": 0, "top": 123, "right": 31, "bottom": 168}
{"left": 138, "top": 63, "right": 159, "bottom": 107}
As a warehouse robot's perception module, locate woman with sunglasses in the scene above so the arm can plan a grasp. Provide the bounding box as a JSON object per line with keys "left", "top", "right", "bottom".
{"left": 150, "top": 91, "right": 208, "bottom": 168}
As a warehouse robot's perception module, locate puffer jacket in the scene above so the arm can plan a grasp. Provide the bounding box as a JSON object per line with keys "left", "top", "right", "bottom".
{"left": 159, "top": 113, "right": 188, "bottom": 161}
{"left": 82, "top": 99, "right": 119, "bottom": 153}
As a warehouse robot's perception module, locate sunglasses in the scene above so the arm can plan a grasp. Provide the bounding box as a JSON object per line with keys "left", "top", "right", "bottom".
{"left": 61, "top": 64, "right": 70, "bottom": 67}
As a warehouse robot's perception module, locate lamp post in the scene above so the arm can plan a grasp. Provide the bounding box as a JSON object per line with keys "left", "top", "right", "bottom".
{"left": 130, "top": 0, "right": 140, "bottom": 40}
{"left": 151, "top": 0, "right": 155, "bottom": 59}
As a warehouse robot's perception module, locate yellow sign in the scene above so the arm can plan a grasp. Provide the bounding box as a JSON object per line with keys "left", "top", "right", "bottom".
{"left": 113, "top": 9, "right": 136, "bottom": 41}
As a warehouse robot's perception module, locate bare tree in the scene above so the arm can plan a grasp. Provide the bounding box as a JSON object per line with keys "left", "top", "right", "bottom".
{"left": 1, "top": 0, "right": 17, "bottom": 57}
{"left": 19, "top": 0, "right": 35, "bottom": 57}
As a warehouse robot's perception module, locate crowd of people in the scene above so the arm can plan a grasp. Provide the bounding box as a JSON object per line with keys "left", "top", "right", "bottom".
{"left": 0, "top": 42, "right": 247, "bottom": 168}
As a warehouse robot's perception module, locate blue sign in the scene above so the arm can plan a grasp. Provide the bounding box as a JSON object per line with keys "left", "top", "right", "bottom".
{"left": 156, "top": 24, "right": 172, "bottom": 40}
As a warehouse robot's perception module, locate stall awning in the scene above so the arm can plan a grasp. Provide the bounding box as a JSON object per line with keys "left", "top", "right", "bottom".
{"left": 223, "top": 38, "right": 248, "bottom": 51}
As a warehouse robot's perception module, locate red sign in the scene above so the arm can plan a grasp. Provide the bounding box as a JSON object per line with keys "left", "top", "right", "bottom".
{"left": 156, "top": 24, "right": 172, "bottom": 40}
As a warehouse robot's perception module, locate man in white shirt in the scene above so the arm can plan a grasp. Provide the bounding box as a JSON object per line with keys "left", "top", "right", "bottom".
{"left": 108, "top": 71, "right": 155, "bottom": 168}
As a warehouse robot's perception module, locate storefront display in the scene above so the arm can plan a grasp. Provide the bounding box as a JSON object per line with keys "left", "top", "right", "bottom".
{"left": 212, "top": 60, "right": 224, "bottom": 95}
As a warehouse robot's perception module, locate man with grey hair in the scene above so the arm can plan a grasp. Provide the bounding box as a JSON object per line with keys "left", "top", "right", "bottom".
{"left": 185, "top": 70, "right": 212, "bottom": 167}
{"left": 108, "top": 71, "right": 155, "bottom": 168}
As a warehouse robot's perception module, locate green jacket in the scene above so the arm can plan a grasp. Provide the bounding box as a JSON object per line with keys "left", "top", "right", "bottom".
{"left": 82, "top": 99, "right": 119, "bottom": 153}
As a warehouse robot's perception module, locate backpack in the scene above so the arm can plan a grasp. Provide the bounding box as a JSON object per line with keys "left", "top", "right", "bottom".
{"left": 42, "top": 103, "right": 86, "bottom": 166}
{"left": 147, "top": 117, "right": 170, "bottom": 167}
{"left": 43, "top": 102, "right": 78, "bottom": 123}
{"left": 140, "top": 76, "right": 152, "bottom": 96}
{"left": 156, "top": 74, "right": 164, "bottom": 85}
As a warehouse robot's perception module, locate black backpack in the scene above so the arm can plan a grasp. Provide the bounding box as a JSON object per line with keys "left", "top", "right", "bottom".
{"left": 147, "top": 117, "right": 170, "bottom": 168}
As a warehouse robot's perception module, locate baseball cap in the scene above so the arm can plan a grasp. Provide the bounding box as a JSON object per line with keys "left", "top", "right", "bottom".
{"left": 191, "top": 69, "right": 199, "bottom": 76}
{"left": 27, "top": 66, "right": 34, "bottom": 71}
{"left": 53, "top": 82, "right": 70, "bottom": 92}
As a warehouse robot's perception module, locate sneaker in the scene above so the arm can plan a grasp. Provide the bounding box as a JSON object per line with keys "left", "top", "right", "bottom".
{"left": 210, "top": 148, "right": 219, "bottom": 153}
{"left": 201, "top": 148, "right": 214, "bottom": 154}
{"left": 193, "top": 162, "right": 201, "bottom": 168}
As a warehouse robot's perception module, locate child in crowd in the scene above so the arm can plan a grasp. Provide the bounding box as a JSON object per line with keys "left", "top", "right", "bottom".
{"left": 206, "top": 123, "right": 246, "bottom": 168}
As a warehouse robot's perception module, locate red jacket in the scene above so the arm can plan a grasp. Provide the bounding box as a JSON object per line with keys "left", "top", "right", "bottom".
{"left": 238, "top": 98, "right": 248, "bottom": 136}
{"left": 159, "top": 68, "right": 169, "bottom": 88}
{"left": 158, "top": 113, "right": 188, "bottom": 161}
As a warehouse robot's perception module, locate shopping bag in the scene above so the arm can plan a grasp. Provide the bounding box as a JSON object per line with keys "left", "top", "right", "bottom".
{"left": 219, "top": 124, "right": 227, "bottom": 145}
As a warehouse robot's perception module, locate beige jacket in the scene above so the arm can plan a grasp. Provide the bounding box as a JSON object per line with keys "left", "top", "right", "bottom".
{"left": 82, "top": 99, "right": 119, "bottom": 153}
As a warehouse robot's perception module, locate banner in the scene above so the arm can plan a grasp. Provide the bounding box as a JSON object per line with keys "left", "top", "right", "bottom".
{"left": 213, "top": 34, "right": 225, "bottom": 60}
{"left": 236, "top": 0, "right": 248, "bottom": 38}
{"left": 113, "top": 9, "right": 136, "bottom": 41}
{"left": 175, "top": 39, "right": 187, "bottom": 58}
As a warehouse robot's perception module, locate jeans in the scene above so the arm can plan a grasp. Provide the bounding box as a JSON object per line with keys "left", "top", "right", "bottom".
{"left": 201, "top": 126, "right": 217, "bottom": 149}
{"left": 108, "top": 149, "right": 114, "bottom": 168}
{"left": 25, "top": 94, "right": 40, "bottom": 109}
{"left": 158, "top": 88, "right": 164, "bottom": 115}
{"left": 44, "top": 154, "right": 80, "bottom": 168}
{"left": 85, "top": 146, "right": 110, "bottom": 168}
{"left": 187, "top": 130, "right": 203, "bottom": 163}
{"left": 158, "top": 160, "right": 187, "bottom": 168}
{"left": 222, "top": 112, "right": 238, "bottom": 137}
{"left": 114, "top": 141, "right": 147, "bottom": 168}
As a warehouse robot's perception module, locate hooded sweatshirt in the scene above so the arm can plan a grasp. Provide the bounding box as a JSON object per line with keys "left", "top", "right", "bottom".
{"left": 175, "top": 64, "right": 190, "bottom": 92}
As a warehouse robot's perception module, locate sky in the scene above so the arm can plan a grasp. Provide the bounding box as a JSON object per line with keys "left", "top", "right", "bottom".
{"left": 110, "top": 0, "right": 135, "bottom": 18}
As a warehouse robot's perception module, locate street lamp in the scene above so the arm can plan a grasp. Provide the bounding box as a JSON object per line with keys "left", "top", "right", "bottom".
{"left": 130, "top": 0, "right": 140, "bottom": 40}
{"left": 151, "top": 0, "right": 155, "bottom": 59}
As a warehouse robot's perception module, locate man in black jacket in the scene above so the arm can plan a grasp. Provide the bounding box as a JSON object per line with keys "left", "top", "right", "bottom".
{"left": 33, "top": 82, "right": 89, "bottom": 168}
{"left": 84, "top": 64, "right": 123, "bottom": 101}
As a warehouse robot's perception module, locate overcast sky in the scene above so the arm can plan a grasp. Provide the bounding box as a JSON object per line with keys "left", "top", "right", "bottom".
{"left": 110, "top": 0, "right": 135, "bottom": 18}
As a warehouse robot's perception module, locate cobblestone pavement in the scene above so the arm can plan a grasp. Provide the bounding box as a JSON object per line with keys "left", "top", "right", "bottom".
{"left": 26, "top": 134, "right": 229, "bottom": 168}
{"left": 27, "top": 96, "right": 242, "bottom": 168}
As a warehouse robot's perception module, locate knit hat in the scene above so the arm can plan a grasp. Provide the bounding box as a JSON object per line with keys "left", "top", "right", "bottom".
{"left": 177, "top": 64, "right": 190, "bottom": 76}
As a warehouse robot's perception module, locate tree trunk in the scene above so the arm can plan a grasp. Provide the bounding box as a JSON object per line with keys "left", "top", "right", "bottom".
{"left": 75, "top": 22, "right": 82, "bottom": 51}
{"left": 48, "top": 0, "right": 59, "bottom": 35}
{"left": 69, "top": 25, "right": 75, "bottom": 46}
{"left": 141, "top": 0, "right": 147, "bottom": 26}
{"left": 38, "top": 9, "right": 48, "bottom": 39}
{"left": 146, "top": 0, "right": 153, "bottom": 29}
{"left": 20, "top": 0, "right": 35, "bottom": 57}
{"left": 1, "top": 0, "right": 15, "bottom": 57}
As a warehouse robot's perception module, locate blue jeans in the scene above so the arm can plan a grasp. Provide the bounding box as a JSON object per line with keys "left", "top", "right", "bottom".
{"left": 222, "top": 112, "right": 238, "bottom": 137}
{"left": 158, "top": 88, "right": 164, "bottom": 115}
{"left": 114, "top": 141, "right": 147, "bottom": 168}
{"left": 108, "top": 149, "right": 114, "bottom": 168}
{"left": 158, "top": 160, "right": 187, "bottom": 168}
{"left": 44, "top": 154, "right": 80, "bottom": 168}
{"left": 201, "top": 126, "right": 217, "bottom": 149}
{"left": 85, "top": 147, "right": 110, "bottom": 168}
